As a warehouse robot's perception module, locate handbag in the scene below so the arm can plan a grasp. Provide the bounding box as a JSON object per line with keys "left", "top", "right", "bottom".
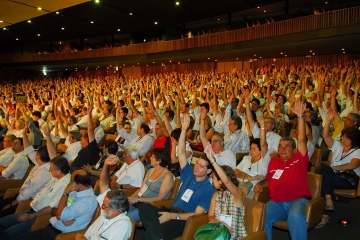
{"left": 194, "top": 222, "right": 231, "bottom": 240}
{"left": 190, "top": 142, "right": 204, "bottom": 151}
{"left": 338, "top": 170, "right": 359, "bottom": 188}
{"left": 238, "top": 181, "right": 253, "bottom": 196}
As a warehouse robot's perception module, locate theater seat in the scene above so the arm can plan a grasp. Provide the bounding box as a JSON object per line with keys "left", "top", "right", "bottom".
{"left": 253, "top": 172, "right": 324, "bottom": 230}
{"left": 169, "top": 197, "right": 266, "bottom": 240}
{"left": 334, "top": 178, "right": 360, "bottom": 198}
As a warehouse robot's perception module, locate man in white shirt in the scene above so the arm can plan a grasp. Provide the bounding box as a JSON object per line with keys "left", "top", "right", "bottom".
{"left": 0, "top": 135, "right": 15, "bottom": 167}
{"left": 0, "top": 138, "right": 28, "bottom": 180}
{"left": 111, "top": 146, "right": 145, "bottom": 190}
{"left": 0, "top": 156, "right": 71, "bottom": 239}
{"left": 76, "top": 107, "right": 89, "bottom": 129}
{"left": 31, "top": 111, "right": 45, "bottom": 128}
{"left": 62, "top": 131, "right": 83, "bottom": 164}
{"left": 0, "top": 128, "right": 51, "bottom": 217}
{"left": 93, "top": 118, "right": 105, "bottom": 144}
{"left": 117, "top": 122, "right": 154, "bottom": 157}
{"left": 76, "top": 156, "right": 132, "bottom": 240}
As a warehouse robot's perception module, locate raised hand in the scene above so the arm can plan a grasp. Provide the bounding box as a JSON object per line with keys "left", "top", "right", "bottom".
{"left": 291, "top": 99, "right": 306, "bottom": 117}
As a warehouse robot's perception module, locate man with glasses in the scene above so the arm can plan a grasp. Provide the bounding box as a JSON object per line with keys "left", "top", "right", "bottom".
{"left": 0, "top": 156, "right": 71, "bottom": 239}
{"left": 110, "top": 146, "right": 144, "bottom": 190}
{"left": 76, "top": 155, "right": 132, "bottom": 240}
{"left": 245, "top": 95, "right": 281, "bottom": 157}
{"left": 0, "top": 138, "right": 28, "bottom": 180}
{"left": 0, "top": 135, "right": 15, "bottom": 168}
{"left": 254, "top": 100, "right": 312, "bottom": 240}
{"left": 199, "top": 110, "right": 237, "bottom": 169}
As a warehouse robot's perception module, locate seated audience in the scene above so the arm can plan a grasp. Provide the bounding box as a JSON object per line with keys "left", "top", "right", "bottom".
{"left": 0, "top": 138, "right": 28, "bottom": 180}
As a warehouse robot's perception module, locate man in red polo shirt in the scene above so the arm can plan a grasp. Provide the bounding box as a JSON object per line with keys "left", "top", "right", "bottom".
{"left": 254, "top": 100, "right": 311, "bottom": 240}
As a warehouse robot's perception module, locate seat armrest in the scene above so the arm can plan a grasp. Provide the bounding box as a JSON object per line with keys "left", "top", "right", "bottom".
{"left": 4, "top": 188, "right": 21, "bottom": 199}
{"left": 243, "top": 231, "right": 267, "bottom": 240}
{"left": 304, "top": 197, "right": 324, "bottom": 229}
{"left": 15, "top": 200, "right": 32, "bottom": 213}
{"left": 30, "top": 214, "right": 52, "bottom": 231}
{"left": 253, "top": 187, "right": 270, "bottom": 203}
{"left": 56, "top": 230, "right": 86, "bottom": 240}
{"left": 178, "top": 213, "right": 208, "bottom": 240}
{"left": 0, "top": 180, "right": 25, "bottom": 191}
{"left": 150, "top": 199, "right": 174, "bottom": 208}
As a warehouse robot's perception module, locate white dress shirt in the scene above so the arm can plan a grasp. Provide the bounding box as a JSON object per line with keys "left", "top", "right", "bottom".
{"left": 117, "top": 129, "right": 154, "bottom": 157}
{"left": 0, "top": 147, "right": 15, "bottom": 167}
{"left": 114, "top": 160, "right": 144, "bottom": 187}
{"left": 63, "top": 141, "right": 82, "bottom": 161}
{"left": 1, "top": 151, "right": 29, "bottom": 179}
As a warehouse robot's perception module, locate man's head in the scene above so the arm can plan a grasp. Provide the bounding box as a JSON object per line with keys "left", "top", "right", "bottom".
{"left": 165, "top": 109, "right": 175, "bottom": 121}
{"left": 210, "top": 133, "right": 225, "bottom": 154}
{"left": 200, "top": 102, "right": 210, "bottom": 113}
{"left": 72, "top": 169, "right": 91, "bottom": 191}
{"left": 344, "top": 113, "right": 360, "bottom": 128}
{"left": 193, "top": 153, "right": 213, "bottom": 178}
{"left": 180, "top": 103, "right": 189, "bottom": 114}
{"left": 136, "top": 123, "right": 150, "bottom": 136}
{"left": 278, "top": 137, "right": 297, "bottom": 160}
{"left": 67, "top": 116, "right": 77, "bottom": 126}
{"left": 32, "top": 111, "right": 41, "bottom": 121}
{"left": 69, "top": 131, "right": 81, "bottom": 144}
{"left": 264, "top": 116, "right": 276, "bottom": 132}
{"left": 80, "top": 132, "right": 89, "bottom": 148}
{"left": 102, "top": 190, "right": 129, "bottom": 219}
{"left": 104, "top": 139, "right": 118, "bottom": 155}
{"left": 124, "top": 146, "right": 139, "bottom": 164}
{"left": 81, "top": 107, "right": 88, "bottom": 116}
{"left": 12, "top": 138, "right": 23, "bottom": 153}
{"left": 304, "top": 111, "right": 318, "bottom": 125}
{"left": 228, "top": 116, "right": 242, "bottom": 133}
{"left": 3, "top": 134, "right": 15, "bottom": 149}
{"left": 49, "top": 156, "right": 70, "bottom": 179}
{"left": 154, "top": 123, "right": 164, "bottom": 138}
{"left": 15, "top": 120, "right": 24, "bottom": 130}
{"left": 231, "top": 98, "right": 239, "bottom": 110}
{"left": 251, "top": 99, "right": 260, "bottom": 112}
{"left": 92, "top": 117, "right": 100, "bottom": 129}
{"left": 36, "top": 145, "right": 50, "bottom": 165}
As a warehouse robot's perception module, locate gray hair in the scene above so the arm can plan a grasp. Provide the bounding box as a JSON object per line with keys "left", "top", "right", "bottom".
{"left": 107, "top": 190, "right": 129, "bottom": 213}
{"left": 280, "top": 137, "right": 296, "bottom": 149}
{"left": 126, "top": 146, "right": 140, "bottom": 160}
{"left": 264, "top": 116, "right": 276, "bottom": 129}
{"left": 69, "top": 131, "right": 82, "bottom": 141}
{"left": 6, "top": 134, "right": 16, "bottom": 142}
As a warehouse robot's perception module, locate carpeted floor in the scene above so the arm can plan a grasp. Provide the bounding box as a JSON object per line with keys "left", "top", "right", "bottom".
{"left": 134, "top": 198, "right": 360, "bottom": 240}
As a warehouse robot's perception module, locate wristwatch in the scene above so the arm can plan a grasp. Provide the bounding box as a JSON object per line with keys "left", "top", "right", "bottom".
{"left": 138, "top": 197, "right": 141, "bottom": 202}
{"left": 63, "top": 192, "right": 69, "bottom": 197}
{"left": 119, "top": 185, "right": 124, "bottom": 190}
{"left": 176, "top": 213, "right": 180, "bottom": 220}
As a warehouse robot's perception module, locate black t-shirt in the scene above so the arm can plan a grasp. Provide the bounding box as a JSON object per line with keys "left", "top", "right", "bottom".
{"left": 71, "top": 139, "right": 101, "bottom": 168}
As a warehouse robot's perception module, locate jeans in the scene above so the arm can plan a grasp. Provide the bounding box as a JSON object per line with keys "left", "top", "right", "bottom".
{"left": 11, "top": 225, "right": 59, "bottom": 240}
{"left": 0, "top": 210, "right": 34, "bottom": 239}
{"left": 127, "top": 206, "right": 141, "bottom": 222}
{"left": 321, "top": 165, "right": 353, "bottom": 198}
{"left": 265, "top": 198, "right": 309, "bottom": 240}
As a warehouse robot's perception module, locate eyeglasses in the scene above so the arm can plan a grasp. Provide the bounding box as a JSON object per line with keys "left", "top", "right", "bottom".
{"left": 209, "top": 139, "right": 222, "bottom": 144}
{"left": 278, "top": 145, "right": 292, "bottom": 150}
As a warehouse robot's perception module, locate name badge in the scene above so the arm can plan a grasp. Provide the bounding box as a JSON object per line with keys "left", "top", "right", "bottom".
{"left": 220, "top": 214, "right": 232, "bottom": 227}
{"left": 272, "top": 170, "right": 284, "bottom": 179}
{"left": 138, "top": 184, "right": 148, "bottom": 197}
{"left": 181, "top": 189, "right": 194, "bottom": 203}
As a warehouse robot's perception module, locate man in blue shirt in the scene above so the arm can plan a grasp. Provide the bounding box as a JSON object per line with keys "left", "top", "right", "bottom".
{"left": 11, "top": 170, "right": 97, "bottom": 240}
{"left": 139, "top": 115, "right": 215, "bottom": 239}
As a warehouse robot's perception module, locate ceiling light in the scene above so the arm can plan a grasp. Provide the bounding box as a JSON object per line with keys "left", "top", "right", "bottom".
{"left": 38, "top": 7, "right": 42, "bottom": 10}
{"left": 342, "top": 48, "right": 344, "bottom": 50}
{"left": 129, "top": 13, "right": 133, "bottom": 15}
{"left": 188, "top": 59, "right": 190, "bottom": 61}
{"left": 144, "top": 39, "right": 146, "bottom": 42}
{"left": 215, "top": 60, "right": 217, "bottom": 61}
{"left": 285, "top": 55, "right": 287, "bottom": 57}
{"left": 117, "top": 29, "right": 120, "bottom": 31}
{"left": 280, "top": 52, "right": 283, "bottom": 54}
{"left": 343, "top": 52, "right": 346, "bottom": 53}
{"left": 260, "top": 57, "right": 262, "bottom": 58}
{"left": 56, "top": 12, "right": 59, "bottom": 14}
{"left": 208, "top": 58, "right": 210, "bottom": 59}
{"left": 236, "top": 58, "right": 238, "bottom": 60}
{"left": 61, "top": 27, "right": 64, "bottom": 30}
{"left": 169, "top": 60, "right": 172, "bottom": 62}
{"left": 218, "top": 18, "right": 220, "bottom": 21}
{"left": 176, "top": 2, "right": 180, "bottom": 5}
{"left": 91, "top": 21, "right": 94, "bottom": 23}
{"left": 3, "top": 28, "right": 6, "bottom": 30}
{"left": 16, "top": 38, "right": 18, "bottom": 40}
{"left": 60, "top": 42, "right": 61, "bottom": 44}
{"left": 153, "top": 62, "right": 155, "bottom": 63}
{"left": 154, "top": 22, "right": 158, "bottom": 24}
{"left": 264, "top": 10, "right": 266, "bottom": 12}
{"left": 137, "top": 63, "right": 139, "bottom": 65}
{"left": 254, "top": 54, "right": 256, "bottom": 56}
{"left": 95, "top": 0, "right": 100, "bottom": 3}
{"left": 325, "top": 2, "right": 328, "bottom": 4}
{"left": 313, "top": 53, "right": 316, "bottom": 55}
{"left": 257, "top": 6, "right": 260, "bottom": 8}
{"left": 66, "top": 69, "right": 67, "bottom": 70}
{"left": 28, "top": 20, "right": 31, "bottom": 23}
{"left": 146, "top": 65, "right": 148, "bottom": 66}
{"left": 37, "top": 34, "right": 40, "bottom": 36}
{"left": 0, "top": 20, "right": 3, "bottom": 23}
{"left": 310, "top": 50, "right": 312, "bottom": 52}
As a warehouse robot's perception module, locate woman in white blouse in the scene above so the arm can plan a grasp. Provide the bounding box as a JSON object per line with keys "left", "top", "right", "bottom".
{"left": 317, "top": 110, "right": 360, "bottom": 228}
{"left": 234, "top": 117, "right": 271, "bottom": 198}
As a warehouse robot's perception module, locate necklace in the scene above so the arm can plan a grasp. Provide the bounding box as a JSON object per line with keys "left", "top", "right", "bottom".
{"left": 248, "top": 156, "right": 260, "bottom": 171}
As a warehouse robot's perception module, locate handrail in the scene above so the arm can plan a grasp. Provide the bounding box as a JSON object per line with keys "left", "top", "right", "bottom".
{"left": 1, "top": 6, "right": 360, "bottom": 63}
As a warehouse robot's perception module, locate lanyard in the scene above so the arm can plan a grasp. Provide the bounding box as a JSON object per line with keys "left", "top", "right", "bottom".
{"left": 335, "top": 148, "right": 359, "bottom": 162}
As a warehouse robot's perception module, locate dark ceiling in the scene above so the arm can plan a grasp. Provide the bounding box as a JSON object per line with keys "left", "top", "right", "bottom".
{"left": 0, "top": 0, "right": 283, "bottom": 44}
{"left": 1, "top": 0, "right": 360, "bottom": 72}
